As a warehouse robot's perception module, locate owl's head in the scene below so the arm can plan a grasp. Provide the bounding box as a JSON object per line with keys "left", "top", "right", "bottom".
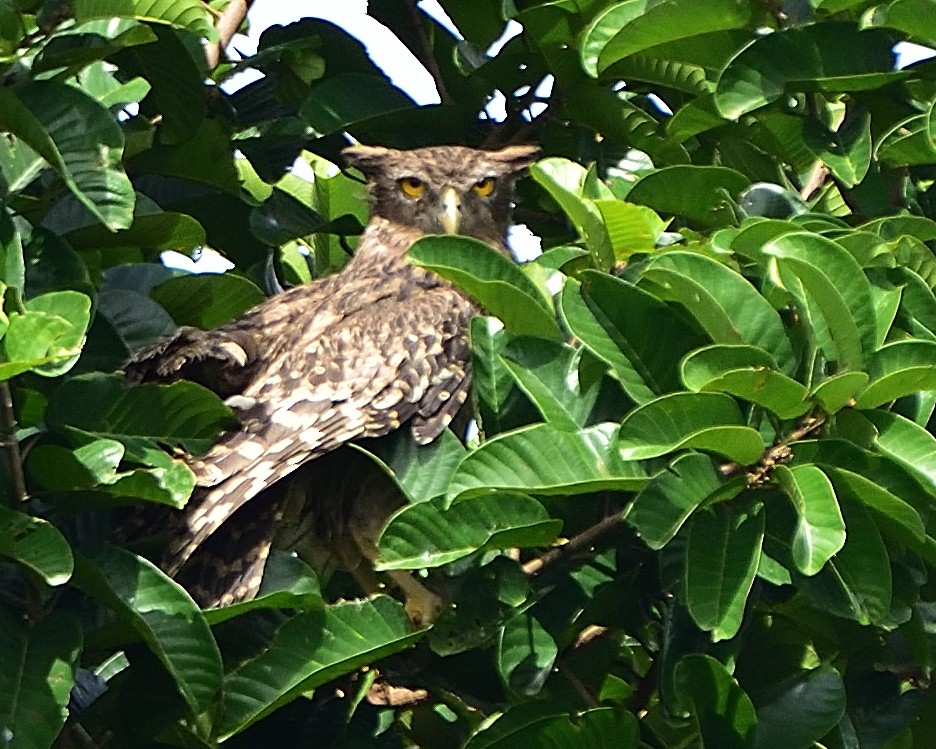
{"left": 343, "top": 144, "right": 539, "bottom": 247}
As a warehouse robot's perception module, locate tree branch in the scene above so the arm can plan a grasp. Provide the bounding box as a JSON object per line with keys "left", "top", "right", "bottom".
{"left": 404, "top": 1, "right": 452, "bottom": 104}
{"left": 204, "top": 0, "right": 255, "bottom": 71}
{"left": 0, "top": 382, "right": 27, "bottom": 502}
{"left": 523, "top": 513, "right": 624, "bottom": 577}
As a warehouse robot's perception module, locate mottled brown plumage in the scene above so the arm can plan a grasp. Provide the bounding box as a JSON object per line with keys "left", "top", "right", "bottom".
{"left": 123, "top": 144, "right": 538, "bottom": 612}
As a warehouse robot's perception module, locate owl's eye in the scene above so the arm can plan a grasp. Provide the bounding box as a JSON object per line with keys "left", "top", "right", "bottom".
{"left": 472, "top": 177, "right": 496, "bottom": 197}
{"left": 399, "top": 177, "right": 425, "bottom": 198}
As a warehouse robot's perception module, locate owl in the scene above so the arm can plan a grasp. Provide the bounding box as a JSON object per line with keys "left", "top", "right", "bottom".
{"left": 123, "top": 144, "right": 539, "bottom": 618}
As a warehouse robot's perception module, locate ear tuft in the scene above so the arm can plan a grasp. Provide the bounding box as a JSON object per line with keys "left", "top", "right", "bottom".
{"left": 342, "top": 145, "right": 397, "bottom": 175}
{"left": 489, "top": 144, "right": 540, "bottom": 174}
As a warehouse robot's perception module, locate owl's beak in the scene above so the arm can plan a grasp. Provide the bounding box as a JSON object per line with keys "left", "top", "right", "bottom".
{"left": 439, "top": 186, "right": 461, "bottom": 234}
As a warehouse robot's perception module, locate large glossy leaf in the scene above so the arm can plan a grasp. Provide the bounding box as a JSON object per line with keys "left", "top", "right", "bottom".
{"left": 641, "top": 252, "right": 796, "bottom": 373}
{"left": 764, "top": 232, "right": 876, "bottom": 369}
{"left": 75, "top": 546, "right": 222, "bottom": 719}
{"left": 753, "top": 666, "right": 847, "bottom": 749}
{"left": 218, "top": 596, "right": 422, "bottom": 738}
{"left": 25, "top": 439, "right": 195, "bottom": 508}
{"left": 45, "top": 373, "right": 235, "bottom": 454}
{"left": 0, "top": 610, "right": 81, "bottom": 749}
{"left": 301, "top": 73, "right": 414, "bottom": 135}
{"left": 675, "top": 654, "right": 757, "bottom": 747}
{"left": 0, "top": 82, "right": 134, "bottom": 230}
{"left": 627, "top": 452, "right": 736, "bottom": 549}
{"left": 626, "top": 165, "right": 750, "bottom": 227}
{"left": 581, "top": 0, "right": 752, "bottom": 76}
{"left": 618, "top": 392, "right": 765, "bottom": 464}
{"left": 685, "top": 503, "right": 764, "bottom": 640}
{"left": 463, "top": 704, "right": 639, "bottom": 749}
{"left": 500, "top": 337, "right": 600, "bottom": 429}
{"left": 497, "top": 611, "right": 558, "bottom": 696}
{"left": 857, "top": 340, "right": 936, "bottom": 408}
{"left": 409, "top": 235, "right": 562, "bottom": 340}
{"left": 0, "top": 290, "right": 91, "bottom": 379}
{"left": 681, "top": 345, "right": 808, "bottom": 418}
{"left": 774, "top": 465, "right": 845, "bottom": 576}
{"left": 715, "top": 25, "right": 901, "bottom": 118}
{"left": 376, "top": 494, "right": 561, "bottom": 570}
{"left": 447, "top": 423, "right": 652, "bottom": 502}
{"left": 0, "top": 505, "right": 73, "bottom": 586}
{"left": 150, "top": 273, "right": 265, "bottom": 329}
{"left": 560, "top": 273, "right": 703, "bottom": 404}
{"left": 800, "top": 500, "right": 892, "bottom": 625}
{"left": 862, "top": 409, "right": 936, "bottom": 497}
{"left": 73, "top": 0, "right": 216, "bottom": 38}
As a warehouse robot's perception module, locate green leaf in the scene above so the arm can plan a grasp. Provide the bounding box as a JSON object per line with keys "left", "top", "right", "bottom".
{"left": 75, "top": 546, "right": 223, "bottom": 718}
{"left": 642, "top": 252, "right": 796, "bottom": 374}
{"left": 409, "top": 235, "right": 562, "bottom": 340}
{"left": 354, "top": 427, "right": 466, "bottom": 504}
{"left": 685, "top": 503, "right": 764, "bottom": 640}
{"left": 447, "top": 423, "right": 652, "bottom": 502}
{"left": 861, "top": 410, "right": 936, "bottom": 499}
{"left": 627, "top": 453, "right": 738, "bottom": 549}
{"left": 560, "top": 273, "right": 703, "bottom": 404}
{"left": 809, "top": 371, "right": 868, "bottom": 414}
{"left": 714, "top": 25, "right": 901, "bottom": 119}
{"left": 530, "top": 158, "right": 612, "bottom": 267}
{"left": 150, "top": 273, "right": 265, "bottom": 329}
{"left": 500, "top": 337, "right": 600, "bottom": 429}
{"left": 0, "top": 505, "right": 74, "bottom": 586}
{"left": 681, "top": 345, "right": 808, "bottom": 418}
{"left": 218, "top": 596, "right": 421, "bottom": 739}
{"left": 377, "top": 493, "right": 560, "bottom": 570}
{"left": 0, "top": 290, "right": 91, "bottom": 379}
{"left": 45, "top": 373, "right": 235, "bottom": 455}
{"left": 857, "top": 340, "right": 936, "bottom": 408}
{"left": 618, "top": 392, "right": 765, "bottom": 464}
{"left": 764, "top": 232, "right": 876, "bottom": 369}
{"left": 301, "top": 73, "right": 414, "bottom": 135}
{"left": 0, "top": 206, "right": 25, "bottom": 293}
{"left": 26, "top": 439, "right": 195, "bottom": 508}
{"left": 0, "top": 82, "right": 134, "bottom": 230}
{"left": 497, "top": 612, "right": 558, "bottom": 696}
{"left": 754, "top": 666, "right": 846, "bottom": 749}
{"left": 0, "top": 610, "right": 82, "bottom": 749}
{"left": 73, "top": 0, "right": 216, "bottom": 39}
{"left": 65, "top": 212, "right": 207, "bottom": 254}
{"left": 774, "top": 465, "right": 845, "bottom": 576}
{"left": 581, "top": 0, "right": 752, "bottom": 76}
{"left": 202, "top": 552, "right": 323, "bottom": 626}
{"left": 675, "top": 654, "right": 757, "bottom": 747}
{"left": 627, "top": 165, "right": 750, "bottom": 227}
{"left": 464, "top": 704, "right": 639, "bottom": 749}
{"left": 803, "top": 105, "right": 872, "bottom": 187}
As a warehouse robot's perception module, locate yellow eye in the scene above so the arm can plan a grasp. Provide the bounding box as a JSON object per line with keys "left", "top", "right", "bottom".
{"left": 399, "top": 177, "right": 425, "bottom": 198}
{"left": 472, "top": 177, "right": 496, "bottom": 197}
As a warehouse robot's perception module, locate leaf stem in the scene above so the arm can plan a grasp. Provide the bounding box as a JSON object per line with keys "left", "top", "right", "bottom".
{"left": 0, "top": 382, "right": 27, "bottom": 502}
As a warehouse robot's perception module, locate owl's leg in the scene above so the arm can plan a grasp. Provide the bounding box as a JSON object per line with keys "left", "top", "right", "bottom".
{"left": 347, "top": 526, "right": 444, "bottom": 627}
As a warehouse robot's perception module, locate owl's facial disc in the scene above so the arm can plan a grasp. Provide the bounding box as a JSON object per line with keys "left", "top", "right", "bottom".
{"left": 439, "top": 186, "right": 461, "bottom": 234}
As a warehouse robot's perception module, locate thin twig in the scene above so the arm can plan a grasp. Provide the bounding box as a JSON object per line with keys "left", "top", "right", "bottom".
{"left": 0, "top": 382, "right": 27, "bottom": 502}
{"left": 204, "top": 0, "right": 254, "bottom": 71}
{"left": 719, "top": 412, "right": 827, "bottom": 487}
{"left": 523, "top": 514, "right": 624, "bottom": 577}
{"left": 405, "top": 1, "right": 452, "bottom": 104}
{"left": 559, "top": 664, "right": 599, "bottom": 708}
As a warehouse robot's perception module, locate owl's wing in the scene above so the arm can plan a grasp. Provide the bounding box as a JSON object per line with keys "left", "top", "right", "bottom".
{"left": 122, "top": 279, "right": 336, "bottom": 397}
{"left": 163, "top": 285, "right": 475, "bottom": 576}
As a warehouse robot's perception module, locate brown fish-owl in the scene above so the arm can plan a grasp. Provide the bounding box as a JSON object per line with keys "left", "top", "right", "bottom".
{"left": 122, "top": 144, "right": 539, "bottom": 618}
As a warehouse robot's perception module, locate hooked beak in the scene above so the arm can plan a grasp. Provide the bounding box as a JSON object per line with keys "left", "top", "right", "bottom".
{"left": 439, "top": 186, "right": 461, "bottom": 234}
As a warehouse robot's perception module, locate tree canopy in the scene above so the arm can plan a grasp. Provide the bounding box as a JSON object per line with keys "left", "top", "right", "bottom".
{"left": 3, "top": 0, "right": 936, "bottom": 747}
